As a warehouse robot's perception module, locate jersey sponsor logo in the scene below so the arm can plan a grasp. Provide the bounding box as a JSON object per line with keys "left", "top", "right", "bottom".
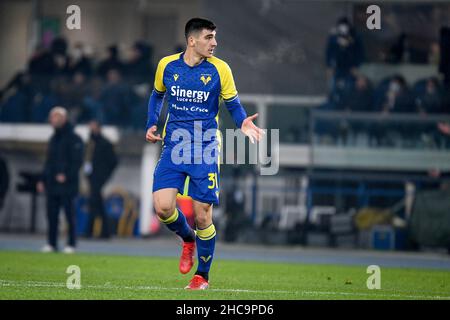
{"left": 171, "top": 104, "right": 209, "bottom": 113}
{"left": 173, "top": 74, "right": 179, "bottom": 81}
{"left": 200, "top": 74, "right": 211, "bottom": 85}
{"left": 170, "top": 85, "right": 210, "bottom": 103}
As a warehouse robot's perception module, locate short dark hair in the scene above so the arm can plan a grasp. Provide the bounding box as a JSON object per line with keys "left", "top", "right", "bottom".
{"left": 185, "top": 18, "right": 216, "bottom": 41}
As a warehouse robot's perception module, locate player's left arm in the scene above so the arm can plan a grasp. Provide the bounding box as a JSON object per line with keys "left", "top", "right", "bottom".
{"left": 221, "top": 63, "right": 264, "bottom": 143}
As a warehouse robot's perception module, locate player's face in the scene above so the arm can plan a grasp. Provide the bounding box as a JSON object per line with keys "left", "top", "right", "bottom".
{"left": 194, "top": 29, "right": 217, "bottom": 58}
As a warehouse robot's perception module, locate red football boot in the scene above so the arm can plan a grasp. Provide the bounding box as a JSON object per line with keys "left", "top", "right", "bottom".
{"left": 179, "top": 241, "right": 195, "bottom": 274}
{"left": 185, "top": 275, "right": 209, "bottom": 290}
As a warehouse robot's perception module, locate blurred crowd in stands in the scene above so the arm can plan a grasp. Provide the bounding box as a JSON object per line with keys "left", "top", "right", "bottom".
{"left": 1, "top": 18, "right": 449, "bottom": 137}
{"left": 0, "top": 37, "right": 155, "bottom": 129}
{"left": 324, "top": 17, "right": 450, "bottom": 115}
{"left": 323, "top": 73, "right": 448, "bottom": 115}
{"left": 317, "top": 17, "right": 450, "bottom": 148}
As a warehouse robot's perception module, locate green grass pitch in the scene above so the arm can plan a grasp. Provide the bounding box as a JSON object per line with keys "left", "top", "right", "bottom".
{"left": 0, "top": 250, "right": 449, "bottom": 300}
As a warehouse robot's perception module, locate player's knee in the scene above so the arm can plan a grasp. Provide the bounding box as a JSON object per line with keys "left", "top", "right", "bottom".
{"left": 194, "top": 214, "right": 212, "bottom": 229}
{"left": 153, "top": 200, "right": 175, "bottom": 219}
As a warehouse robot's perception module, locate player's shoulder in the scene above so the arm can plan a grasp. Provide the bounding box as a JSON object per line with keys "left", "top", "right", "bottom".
{"left": 158, "top": 52, "right": 182, "bottom": 67}
{"left": 207, "top": 55, "right": 232, "bottom": 73}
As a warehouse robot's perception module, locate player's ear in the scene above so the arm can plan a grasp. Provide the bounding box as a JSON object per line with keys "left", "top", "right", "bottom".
{"left": 187, "top": 35, "right": 195, "bottom": 47}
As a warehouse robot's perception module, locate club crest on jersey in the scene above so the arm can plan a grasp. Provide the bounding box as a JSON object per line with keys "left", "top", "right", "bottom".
{"left": 173, "top": 74, "right": 179, "bottom": 81}
{"left": 200, "top": 74, "right": 211, "bottom": 85}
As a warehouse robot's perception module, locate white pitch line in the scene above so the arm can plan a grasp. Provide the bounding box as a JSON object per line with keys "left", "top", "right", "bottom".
{"left": 0, "top": 279, "right": 449, "bottom": 300}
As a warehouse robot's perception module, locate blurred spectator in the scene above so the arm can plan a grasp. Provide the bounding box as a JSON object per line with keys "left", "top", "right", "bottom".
{"left": 387, "top": 33, "right": 410, "bottom": 63}
{"left": 27, "top": 44, "right": 55, "bottom": 93}
{"left": 49, "top": 37, "right": 71, "bottom": 77}
{"left": 371, "top": 75, "right": 414, "bottom": 146}
{"left": 343, "top": 75, "right": 374, "bottom": 143}
{"left": 326, "top": 17, "right": 364, "bottom": 81}
{"left": 31, "top": 79, "right": 60, "bottom": 123}
{"left": 387, "top": 33, "right": 430, "bottom": 64}
{"left": 27, "top": 38, "right": 71, "bottom": 93}
{"left": 37, "top": 107, "right": 83, "bottom": 253}
{"left": 124, "top": 41, "right": 154, "bottom": 85}
{"left": 84, "top": 119, "right": 118, "bottom": 239}
{"left": 0, "top": 72, "right": 34, "bottom": 122}
{"left": 64, "top": 72, "right": 90, "bottom": 122}
{"left": 97, "top": 45, "right": 124, "bottom": 79}
{"left": 69, "top": 42, "right": 94, "bottom": 77}
{"left": 28, "top": 43, "right": 54, "bottom": 77}
{"left": 0, "top": 155, "right": 9, "bottom": 211}
{"left": 415, "top": 78, "right": 443, "bottom": 115}
{"left": 316, "top": 74, "right": 353, "bottom": 144}
{"left": 327, "top": 75, "right": 355, "bottom": 111}
{"left": 379, "top": 75, "right": 414, "bottom": 113}
{"left": 101, "top": 69, "right": 135, "bottom": 126}
{"left": 83, "top": 76, "right": 105, "bottom": 122}
{"left": 347, "top": 75, "right": 374, "bottom": 112}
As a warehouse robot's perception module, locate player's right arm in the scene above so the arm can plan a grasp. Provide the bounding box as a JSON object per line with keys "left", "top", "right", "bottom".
{"left": 146, "top": 125, "right": 162, "bottom": 143}
{"left": 145, "top": 58, "right": 167, "bottom": 143}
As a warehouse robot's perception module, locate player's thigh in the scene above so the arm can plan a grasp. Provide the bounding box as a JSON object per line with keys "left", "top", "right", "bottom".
{"left": 192, "top": 199, "right": 213, "bottom": 229}
{"left": 152, "top": 152, "right": 186, "bottom": 216}
{"left": 187, "top": 163, "right": 220, "bottom": 206}
{"left": 153, "top": 157, "right": 186, "bottom": 192}
{"left": 153, "top": 188, "right": 179, "bottom": 217}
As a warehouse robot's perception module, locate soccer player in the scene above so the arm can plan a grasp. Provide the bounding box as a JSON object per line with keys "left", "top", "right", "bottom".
{"left": 145, "top": 17, "right": 264, "bottom": 290}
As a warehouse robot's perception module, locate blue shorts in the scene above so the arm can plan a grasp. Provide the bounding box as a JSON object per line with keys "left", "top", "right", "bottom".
{"left": 153, "top": 146, "right": 220, "bottom": 205}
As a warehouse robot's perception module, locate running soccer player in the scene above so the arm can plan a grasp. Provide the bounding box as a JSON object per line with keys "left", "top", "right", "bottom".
{"left": 145, "top": 17, "right": 264, "bottom": 290}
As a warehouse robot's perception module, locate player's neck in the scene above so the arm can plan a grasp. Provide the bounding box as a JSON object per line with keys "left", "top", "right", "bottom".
{"left": 183, "top": 49, "right": 205, "bottom": 67}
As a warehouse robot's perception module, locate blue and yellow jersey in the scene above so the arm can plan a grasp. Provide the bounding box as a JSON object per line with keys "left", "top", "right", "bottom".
{"left": 146, "top": 52, "right": 247, "bottom": 149}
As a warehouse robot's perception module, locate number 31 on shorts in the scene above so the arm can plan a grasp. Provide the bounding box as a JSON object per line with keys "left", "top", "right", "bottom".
{"left": 207, "top": 173, "right": 218, "bottom": 189}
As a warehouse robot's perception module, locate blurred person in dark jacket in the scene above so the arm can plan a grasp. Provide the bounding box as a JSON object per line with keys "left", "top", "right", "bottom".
{"left": 347, "top": 75, "right": 374, "bottom": 112}
{"left": 415, "top": 78, "right": 443, "bottom": 115}
{"left": 380, "top": 75, "right": 414, "bottom": 114}
{"left": 65, "top": 71, "right": 90, "bottom": 123}
{"left": 346, "top": 75, "right": 375, "bottom": 143}
{"left": 370, "top": 76, "right": 414, "bottom": 146}
{"left": 101, "top": 68, "right": 135, "bottom": 127}
{"left": 326, "top": 17, "right": 364, "bottom": 82}
{"left": 97, "top": 45, "right": 124, "bottom": 79}
{"left": 37, "top": 107, "right": 83, "bottom": 253}
{"left": 83, "top": 76, "right": 104, "bottom": 122}
{"left": 387, "top": 33, "right": 411, "bottom": 64}
{"left": 0, "top": 72, "right": 34, "bottom": 123}
{"left": 27, "top": 38, "right": 71, "bottom": 93}
{"left": 123, "top": 41, "right": 154, "bottom": 85}
{"left": 84, "top": 119, "right": 118, "bottom": 239}
{"left": 68, "top": 42, "right": 93, "bottom": 77}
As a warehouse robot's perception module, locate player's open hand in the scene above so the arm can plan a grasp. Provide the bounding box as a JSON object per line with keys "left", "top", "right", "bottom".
{"left": 241, "top": 113, "right": 265, "bottom": 144}
{"left": 146, "top": 125, "right": 163, "bottom": 143}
